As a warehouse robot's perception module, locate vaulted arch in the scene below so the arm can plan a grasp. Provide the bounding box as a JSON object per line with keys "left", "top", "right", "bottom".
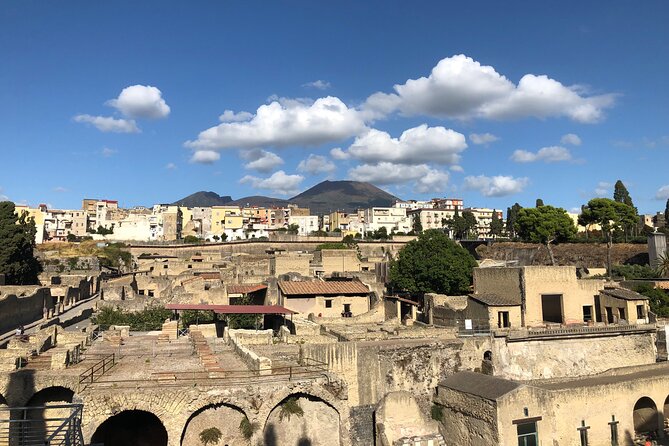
{"left": 91, "top": 410, "right": 168, "bottom": 446}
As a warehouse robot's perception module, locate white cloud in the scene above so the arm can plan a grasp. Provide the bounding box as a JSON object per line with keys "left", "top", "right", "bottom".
{"left": 219, "top": 110, "right": 253, "bottom": 122}
{"left": 106, "top": 85, "right": 170, "bottom": 119}
{"left": 342, "top": 124, "right": 467, "bottom": 165}
{"left": 595, "top": 181, "right": 611, "bottom": 196}
{"left": 240, "top": 170, "right": 304, "bottom": 196}
{"left": 297, "top": 154, "right": 336, "bottom": 175}
{"left": 53, "top": 186, "right": 68, "bottom": 193}
{"left": 165, "top": 163, "right": 177, "bottom": 170}
{"left": 511, "top": 146, "right": 572, "bottom": 163}
{"left": 450, "top": 165, "right": 464, "bottom": 172}
{"left": 302, "top": 80, "right": 331, "bottom": 90}
{"left": 101, "top": 147, "right": 117, "bottom": 157}
{"left": 348, "top": 162, "right": 448, "bottom": 189}
{"left": 561, "top": 133, "right": 582, "bottom": 146}
{"left": 415, "top": 169, "right": 450, "bottom": 193}
{"left": 241, "top": 149, "right": 284, "bottom": 173}
{"left": 463, "top": 174, "right": 529, "bottom": 197}
{"left": 190, "top": 150, "right": 221, "bottom": 164}
{"left": 656, "top": 186, "right": 669, "bottom": 200}
{"left": 469, "top": 132, "right": 500, "bottom": 145}
{"left": 364, "top": 54, "right": 615, "bottom": 123}
{"left": 73, "top": 114, "right": 139, "bottom": 133}
{"left": 0, "top": 187, "right": 9, "bottom": 201}
{"left": 330, "top": 147, "right": 350, "bottom": 160}
{"left": 185, "top": 96, "right": 367, "bottom": 150}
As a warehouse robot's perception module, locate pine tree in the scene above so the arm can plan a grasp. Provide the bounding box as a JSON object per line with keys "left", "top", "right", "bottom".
{"left": 489, "top": 210, "right": 504, "bottom": 239}
{"left": 535, "top": 199, "right": 544, "bottom": 207}
{"left": 664, "top": 199, "right": 669, "bottom": 227}
{"left": 0, "top": 201, "right": 42, "bottom": 285}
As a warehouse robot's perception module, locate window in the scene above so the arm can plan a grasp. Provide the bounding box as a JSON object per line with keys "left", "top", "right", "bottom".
{"left": 517, "top": 422, "right": 538, "bottom": 446}
{"left": 619, "top": 308, "right": 626, "bottom": 321}
{"left": 605, "top": 307, "right": 614, "bottom": 323}
{"left": 148, "top": 290, "right": 154, "bottom": 297}
{"left": 498, "top": 311, "right": 510, "bottom": 328}
{"left": 325, "top": 299, "right": 333, "bottom": 308}
{"left": 609, "top": 415, "right": 619, "bottom": 446}
{"left": 138, "top": 290, "right": 145, "bottom": 296}
{"left": 636, "top": 305, "right": 645, "bottom": 320}
{"left": 578, "top": 420, "right": 589, "bottom": 446}
{"left": 582, "top": 306, "right": 593, "bottom": 322}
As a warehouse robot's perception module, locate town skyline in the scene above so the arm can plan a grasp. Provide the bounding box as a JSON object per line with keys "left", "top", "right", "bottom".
{"left": 1, "top": 1, "right": 668, "bottom": 214}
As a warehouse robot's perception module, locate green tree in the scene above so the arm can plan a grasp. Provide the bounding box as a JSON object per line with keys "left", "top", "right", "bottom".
{"left": 183, "top": 235, "right": 201, "bottom": 244}
{"left": 443, "top": 207, "right": 476, "bottom": 240}
{"left": 535, "top": 198, "right": 544, "bottom": 207}
{"left": 489, "top": 210, "right": 504, "bottom": 239}
{"left": 228, "top": 294, "right": 259, "bottom": 329}
{"left": 613, "top": 180, "right": 638, "bottom": 240}
{"left": 66, "top": 233, "right": 77, "bottom": 242}
{"left": 412, "top": 216, "right": 423, "bottom": 234}
{"left": 286, "top": 223, "right": 300, "bottom": 235}
{"left": 505, "top": 203, "right": 522, "bottom": 238}
{"left": 664, "top": 199, "right": 669, "bottom": 227}
{"left": 515, "top": 206, "right": 576, "bottom": 265}
{"left": 0, "top": 202, "right": 42, "bottom": 285}
{"left": 389, "top": 229, "right": 477, "bottom": 295}
{"left": 96, "top": 225, "right": 114, "bottom": 236}
{"left": 579, "top": 198, "right": 638, "bottom": 278}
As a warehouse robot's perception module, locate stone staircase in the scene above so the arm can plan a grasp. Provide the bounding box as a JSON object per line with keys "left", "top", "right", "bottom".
{"left": 190, "top": 330, "right": 226, "bottom": 377}
{"left": 23, "top": 353, "right": 52, "bottom": 370}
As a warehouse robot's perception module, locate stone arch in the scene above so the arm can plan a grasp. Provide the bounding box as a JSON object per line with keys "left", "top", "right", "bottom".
{"left": 91, "top": 410, "right": 168, "bottom": 446}
{"left": 633, "top": 396, "right": 659, "bottom": 435}
{"left": 263, "top": 392, "right": 341, "bottom": 446}
{"left": 180, "top": 402, "right": 249, "bottom": 446}
{"left": 23, "top": 386, "right": 75, "bottom": 443}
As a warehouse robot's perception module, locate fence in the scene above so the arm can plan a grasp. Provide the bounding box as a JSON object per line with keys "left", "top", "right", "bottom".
{"left": 78, "top": 353, "right": 116, "bottom": 386}
{"left": 0, "top": 404, "right": 84, "bottom": 446}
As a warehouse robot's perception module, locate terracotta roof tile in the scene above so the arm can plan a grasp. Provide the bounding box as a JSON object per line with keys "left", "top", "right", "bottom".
{"left": 227, "top": 284, "right": 268, "bottom": 294}
{"left": 278, "top": 280, "right": 369, "bottom": 296}
{"left": 600, "top": 288, "right": 649, "bottom": 301}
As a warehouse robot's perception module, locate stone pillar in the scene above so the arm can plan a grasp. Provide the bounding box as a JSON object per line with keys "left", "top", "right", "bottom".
{"left": 649, "top": 232, "right": 667, "bottom": 269}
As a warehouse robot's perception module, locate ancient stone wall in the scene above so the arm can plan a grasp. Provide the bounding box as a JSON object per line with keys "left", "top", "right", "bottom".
{"left": 434, "top": 386, "right": 498, "bottom": 446}
{"left": 0, "top": 287, "right": 52, "bottom": 334}
{"left": 492, "top": 331, "right": 656, "bottom": 380}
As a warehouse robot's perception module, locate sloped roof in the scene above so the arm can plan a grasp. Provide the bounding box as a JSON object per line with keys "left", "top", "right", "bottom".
{"left": 165, "top": 303, "right": 294, "bottom": 314}
{"left": 600, "top": 288, "right": 649, "bottom": 301}
{"left": 440, "top": 371, "right": 521, "bottom": 401}
{"left": 278, "top": 280, "right": 370, "bottom": 296}
{"left": 227, "top": 284, "right": 268, "bottom": 294}
{"left": 469, "top": 293, "right": 520, "bottom": 307}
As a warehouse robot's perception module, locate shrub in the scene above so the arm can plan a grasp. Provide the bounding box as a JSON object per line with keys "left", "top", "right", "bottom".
{"left": 239, "top": 416, "right": 258, "bottom": 440}
{"left": 199, "top": 427, "right": 222, "bottom": 446}
{"left": 278, "top": 397, "right": 304, "bottom": 421}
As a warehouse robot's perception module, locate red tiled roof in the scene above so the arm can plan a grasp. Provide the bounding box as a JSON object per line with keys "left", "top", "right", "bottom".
{"left": 227, "top": 284, "right": 268, "bottom": 294}
{"left": 278, "top": 280, "right": 369, "bottom": 296}
{"left": 165, "top": 303, "right": 295, "bottom": 314}
{"left": 195, "top": 272, "right": 221, "bottom": 280}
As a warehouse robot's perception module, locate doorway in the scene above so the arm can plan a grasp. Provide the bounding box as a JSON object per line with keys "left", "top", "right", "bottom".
{"left": 541, "top": 294, "right": 563, "bottom": 323}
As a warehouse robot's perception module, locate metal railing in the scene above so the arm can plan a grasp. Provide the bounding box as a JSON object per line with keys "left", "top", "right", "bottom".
{"left": 78, "top": 353, "right": 115, "bottom": 385}
{"left": 80, "top": 357, "right": 330, "bottom": 389}
{"left": 0, "top": 404, "right": 84, "bottom": 446}
{"left": 506, "top": 323, "right": 657, "bottom": 340}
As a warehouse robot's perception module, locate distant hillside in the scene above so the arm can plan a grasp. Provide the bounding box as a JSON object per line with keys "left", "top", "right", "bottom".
{"left": 228, "top": 196, "right": 289, "bottom": 208}
{"left": 172, "top": 180, "right": 400, "bottom": 214}
{"left": 290, "top": 180, "right": 399, "bottom": 214}
{"left": 172, "top": 191, "right": 232, "bottom": 207}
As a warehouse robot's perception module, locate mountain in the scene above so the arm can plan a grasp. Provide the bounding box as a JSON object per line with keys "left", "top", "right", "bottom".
{"left": 172, "top": 191, "right": 233, "bottom": 207}
{"left": 289, "top": 180, "right": 399, "bottom": 214}
{"left": 228, "top": 196, "right": 289, "bottom": 208}
{"left": 172, "top": 180, "right": 400, "bottom": 214}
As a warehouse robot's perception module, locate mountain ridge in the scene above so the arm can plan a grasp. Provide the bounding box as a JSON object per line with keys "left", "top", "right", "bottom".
{"left": 172, "top": 180, "right": 400, "bottom": 214}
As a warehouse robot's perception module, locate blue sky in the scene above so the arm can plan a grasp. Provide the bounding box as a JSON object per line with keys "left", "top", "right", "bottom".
{"left": 1, "top": 1, "right": 668, "bottom": 214}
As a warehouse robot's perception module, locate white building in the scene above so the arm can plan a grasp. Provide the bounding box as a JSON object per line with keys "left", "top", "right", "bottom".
{"left": 363, "top": 207, "right": 411, "bottom": 234}
{"left": 288, "top": 215, "right": 319, "bottom": 236}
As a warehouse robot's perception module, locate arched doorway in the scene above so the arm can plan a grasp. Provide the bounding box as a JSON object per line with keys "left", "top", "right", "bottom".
{"left": 263, "top": 393, "right": 340, "bottom": 446}
{"left": 91, "top": 410, "right": 167, "bottom": 446}
{"left": 633, "top": 397, "right": 659, "bottom": 436}
{"left": 24, "top": 386, "right": 75, "bottom": 442}
{"left": 0, "top": 393, "right": 6, "bottom": 406}
{"left": 180, "top": 403, "right": 248, "bottom": 446}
